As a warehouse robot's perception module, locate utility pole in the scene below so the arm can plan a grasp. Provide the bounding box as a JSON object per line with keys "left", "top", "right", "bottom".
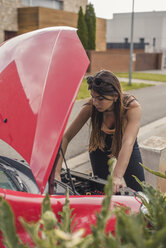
{"left": 129, "top": 0, "right": 135, "bottom": 85}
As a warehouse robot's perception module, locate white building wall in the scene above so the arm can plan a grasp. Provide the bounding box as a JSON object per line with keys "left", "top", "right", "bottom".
{"left": 107, "top": 13, "right": 131, "bottom": 43}
{"left": 106, "top": 11, "right": 166, "bottom": 52}
{"left": 161, "top": 17, "right": 166, "bottom": 50}
{"left": 161, "top": 17, "right": 166, "bottom": 68}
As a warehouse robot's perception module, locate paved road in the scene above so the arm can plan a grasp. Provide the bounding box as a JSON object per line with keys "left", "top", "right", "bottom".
{"left": 129, "top": 83, "right": 166, "bottom": 126}
{"left": 65, "top": 81, "right": 166, "bottom": 160}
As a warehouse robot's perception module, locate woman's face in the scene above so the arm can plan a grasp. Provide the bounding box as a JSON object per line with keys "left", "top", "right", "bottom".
{"left": 90, "top": 90, "right": 116, "bottom": 112}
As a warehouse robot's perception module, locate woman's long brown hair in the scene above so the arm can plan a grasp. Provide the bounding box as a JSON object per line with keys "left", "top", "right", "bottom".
{"left": 87, "top": 70, "right": 125, "bottom": 158}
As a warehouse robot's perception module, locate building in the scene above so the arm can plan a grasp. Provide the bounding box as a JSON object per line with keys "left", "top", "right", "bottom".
{"left": 22, "top": 0, "right": 87, "bottom": 13}
{"left": 0, "top": 0, "right": 21, "bottom": 42}
{"left": 106, "top": 11, "right": 166, "bottom": 68}
{"left": 0, "top": 0, "right": 87, "bottom": 42}
{"left": 0, "top": 0, "right": 106, "bottom": 51}
{"left": 1, "top": 2, "right": 163, "bottom": 72}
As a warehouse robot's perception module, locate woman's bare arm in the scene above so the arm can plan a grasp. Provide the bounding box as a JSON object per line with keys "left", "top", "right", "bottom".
{"left": 113, "top": 101, "right": 142, "bottom": 192}
{"left": 54, "top": 103, "right": 92, "bottom": 180}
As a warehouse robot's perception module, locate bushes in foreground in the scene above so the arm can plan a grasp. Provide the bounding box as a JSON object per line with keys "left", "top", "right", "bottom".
{"left": 0, "top": 162, "right": 166, "bottom": 247}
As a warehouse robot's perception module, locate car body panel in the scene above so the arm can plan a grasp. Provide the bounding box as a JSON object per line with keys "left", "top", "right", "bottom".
{"left": 0, "top": 27, "right": 89, "bottom": 192}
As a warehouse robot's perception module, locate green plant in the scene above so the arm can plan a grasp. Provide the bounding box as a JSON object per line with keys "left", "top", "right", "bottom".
{"left": 119, "top": 178, "right": 166, "bottom": 248}
{"left": 85, "top": 3, "right": 96, "bottom": 50}
{"left": 20, "top": 191, "right": 86, "bottom": 248}
{"left": 77, "top": 7, "right": 88, "bottom": 49}
{"left": 0, "top": 196, "right": 28, "bottom": 248}
{"left": 1, "top": 161, "right": 166, "bottom": 247}
{"left": 77, "top": 3, "right": 96, "bottom": 51}
{"left": 115, "top": 72, "right": 166, "bottom": 83}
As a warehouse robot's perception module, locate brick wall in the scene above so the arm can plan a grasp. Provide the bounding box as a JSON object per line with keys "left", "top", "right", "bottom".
{"left": 135, "top": 53, "right": 162, "bottom": 71}
{"left": 87, "top": 50, "right": 134, "bottom": 73}
{"left": 0, "top": 0, "right": 22, "bottom": 43}
{"left": 87, "top": 50, "right": 162, "bottom": 73}
{"left": 108, "top": 49, "right": 144, "bottom": 54}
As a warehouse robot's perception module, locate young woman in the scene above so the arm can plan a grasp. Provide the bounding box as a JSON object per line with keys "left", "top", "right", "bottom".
{"left": 55, "top": 70, "right": 145, "bottom": 193}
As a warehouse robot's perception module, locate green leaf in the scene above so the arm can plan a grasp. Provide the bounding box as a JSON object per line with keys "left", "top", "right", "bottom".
{"left": 90, "top": 158, "right": 114, "bottom": 247}
{"left": 115, "top": 208, "right": 146, "bottom": 248}
{"left": 42, "top": 211, "right": 57, "bottom": 230}
{"left": 0, "top": 196, "right": 28, "bottom": 248}
{"left": 42, "top": 193, "right": 52, "bottom": 216}
{"left": 139, "top": 163, "right": 166, "bottom": 179}
{"left": 58, "top": 187, "right": 75, "bottom": 233}
{"left": 20, "top": 218, "right": 50, "bottom": 248}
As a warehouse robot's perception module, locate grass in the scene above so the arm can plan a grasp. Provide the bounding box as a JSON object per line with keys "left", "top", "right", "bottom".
{"left": 121, "top": 82, "right": 153, "bottom": 91}
{"left": 76, "top": 78, "right": 154, "bottom": 100}
{"left": 115, "top": 72, "right": 166, "bottom": 82}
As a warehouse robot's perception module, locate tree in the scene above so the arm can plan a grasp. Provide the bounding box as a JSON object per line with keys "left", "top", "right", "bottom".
{"left": 85, "top": 3, "right": 96, "bottom": 50}
{"left": 77, "top": 6, "right": 88, "bottom": 49}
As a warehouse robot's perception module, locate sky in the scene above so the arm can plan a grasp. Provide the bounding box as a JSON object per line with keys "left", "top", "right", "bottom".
{"left": 88, "top": 0, "right": 166, "bottom": 19}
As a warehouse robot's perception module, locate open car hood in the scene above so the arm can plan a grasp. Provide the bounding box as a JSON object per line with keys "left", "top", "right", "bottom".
{"left": 0, "top": 27, "right": 89, "bottom": 193}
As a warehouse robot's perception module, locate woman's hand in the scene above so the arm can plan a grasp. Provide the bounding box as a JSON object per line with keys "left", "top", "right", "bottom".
{"left": 113, "top": 176, "right": 126, "bottom": 194}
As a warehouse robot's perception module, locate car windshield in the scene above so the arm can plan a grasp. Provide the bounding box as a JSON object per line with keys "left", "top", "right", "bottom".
{"left": 0, "top": 169, "right": 18, "bottom": 190}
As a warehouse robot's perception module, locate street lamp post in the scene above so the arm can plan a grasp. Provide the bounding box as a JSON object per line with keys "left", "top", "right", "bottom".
{"left": 129, "top": 0, "right": 135, "bottom": 85}
{"left": 29, "top": 0, "right": 32, "bottom": 6}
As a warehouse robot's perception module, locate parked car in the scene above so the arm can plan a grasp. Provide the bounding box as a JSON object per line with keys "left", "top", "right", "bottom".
{"left": 0, "top": 27, "right": 142, "bottom": 246}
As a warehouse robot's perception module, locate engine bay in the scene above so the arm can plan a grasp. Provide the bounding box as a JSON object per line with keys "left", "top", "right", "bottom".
{"left": 54, "top": 169, "right": 106, "bottom": 195}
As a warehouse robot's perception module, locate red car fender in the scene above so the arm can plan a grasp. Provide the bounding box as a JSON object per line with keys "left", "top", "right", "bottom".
{"left": 0, "top": 189, "right": 141, "bottom": 246}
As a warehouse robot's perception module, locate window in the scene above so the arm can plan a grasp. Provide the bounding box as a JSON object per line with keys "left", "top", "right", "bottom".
{"left": 153, "top": 38, "right": 156, "bottom": 47}
{"left": 4, "top": 31, "right": 17, "bottom": 41}
{"left": 139, "top": 38, "right": 144, "bottom": 44}
{"left": 0, "top": 170, "right": 18, "bottom": 190}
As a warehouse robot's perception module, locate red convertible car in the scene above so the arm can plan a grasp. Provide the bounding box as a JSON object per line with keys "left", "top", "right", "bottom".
{"left": 0, "top": 27, "right": 142, "bottom": 246}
